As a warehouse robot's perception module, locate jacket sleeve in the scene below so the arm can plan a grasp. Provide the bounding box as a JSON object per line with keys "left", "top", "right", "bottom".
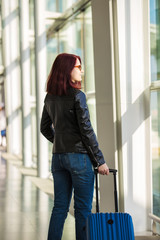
{"left": 40, "top": 105, "right": 54, "bottom": 143}
{"left": 75, "top": 91, "right": 105, "bottom": 167}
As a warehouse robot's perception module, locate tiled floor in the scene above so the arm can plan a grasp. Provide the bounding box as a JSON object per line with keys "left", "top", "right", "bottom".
{"left": 0, "top": 149, "right": 75, "bottom": 240}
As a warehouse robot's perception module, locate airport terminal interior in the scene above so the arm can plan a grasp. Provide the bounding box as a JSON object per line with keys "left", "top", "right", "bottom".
{"left": 0, "top": 0, "right": 160, "bottom": 239}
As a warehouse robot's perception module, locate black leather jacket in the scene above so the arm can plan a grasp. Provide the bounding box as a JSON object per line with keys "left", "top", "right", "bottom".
{"left": 40, "top": 87, "right": 105, "bottom": 167}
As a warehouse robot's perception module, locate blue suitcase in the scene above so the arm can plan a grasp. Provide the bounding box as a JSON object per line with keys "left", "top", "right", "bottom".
{"left": 86, "top": 169, "right": 135, "bottom": 240}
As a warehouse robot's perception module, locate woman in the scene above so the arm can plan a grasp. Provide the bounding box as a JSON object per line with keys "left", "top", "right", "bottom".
{"left": 40, "top": 53, "right": 109, "bottom": 240}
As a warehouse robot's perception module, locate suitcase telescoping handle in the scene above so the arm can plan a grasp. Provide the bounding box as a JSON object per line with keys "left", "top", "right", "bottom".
{"left": 94, "top": 168, "right": 118, "bottom": 213}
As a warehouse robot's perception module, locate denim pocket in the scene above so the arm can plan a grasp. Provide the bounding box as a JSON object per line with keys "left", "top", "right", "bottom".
{"left": 51, "top": 154, "right": 61, "bottom": 173}
{"left": 69, "top": 153, "right": 86, "bottom": 174}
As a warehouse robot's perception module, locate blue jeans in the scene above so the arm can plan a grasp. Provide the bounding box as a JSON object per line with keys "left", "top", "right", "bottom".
{"left": 47, "top": 153, "right": 94, "bottom": 240}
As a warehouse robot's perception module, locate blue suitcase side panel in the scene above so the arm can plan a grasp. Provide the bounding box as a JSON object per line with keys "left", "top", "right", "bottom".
{"left": 86, "top": 213, "right": 106, "bottom": 240}
{"left": 86, "top": 213, "right": 135, "bottom": 240}
{"left": 110, "top": 213, "right": 122, "bottom": 240}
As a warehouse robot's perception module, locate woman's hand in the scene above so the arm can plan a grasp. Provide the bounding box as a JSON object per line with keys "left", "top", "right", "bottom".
{"left": 98, "top": 163, "right": 109, "bottom": 175}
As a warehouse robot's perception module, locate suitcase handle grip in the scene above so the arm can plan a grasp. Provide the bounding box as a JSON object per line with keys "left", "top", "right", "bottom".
{"left": 95, "top": 168, "right": 118, "bottom": 213}
{"left": 94, "top": 168, "right": 117, "bottom": 174}
{"left": 109, "top": 168, "right": 117, "bottom": 174}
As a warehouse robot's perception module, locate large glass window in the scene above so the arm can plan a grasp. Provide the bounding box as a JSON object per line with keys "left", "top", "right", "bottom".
{"left": 47, "top": 36, "right": 58, "bottom": 75}
{"left": 84, "top": 7, "right": 95, "bottom": 93}
{"left": 83, "top": 7, "right": 97, "bottom": 133}
{"left": 150, "top": 0, "right": 160, "bottom": 82}
{"left": 151, "top": 91, "right": 160, "bottom": 217}
{"left": 47, "top": 5, "right": 95, "bottom": 96}
{"left": 150, "top": 0, "right": 160, "bottom": 218}
{"left": 59, "top": 16, "right": 83, "bottom": 56}
{"left": 46, "top": 0, "right": 57, "bottom": 12}
{"left": 59, "top": 0, "right": 78, "bottom": 12}
{"left": 58, "top": 14, "right": 84, "bottom": 88}
{"left": 46, "top": 0, "right": 79, "bottom": 13}
{"left": 46, "top": 4, "right": 97, "bottom": 164}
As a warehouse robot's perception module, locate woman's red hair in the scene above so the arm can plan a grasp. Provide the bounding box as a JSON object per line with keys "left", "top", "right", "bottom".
{"left": 46, "top": 53, "right": 81, "bottom": 95}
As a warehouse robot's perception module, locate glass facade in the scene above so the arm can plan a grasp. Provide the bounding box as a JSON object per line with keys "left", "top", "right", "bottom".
{"left": 58, "top": 16, "right": 83, "bottom": 55}
{"left": 150, "top": 0, "right": 160, "bottom": 217}
{"left": 151, "top": 92, "right": 160, "bottom": 217}
{"left": 84, "top": 7, "right": 95, "bottom": 93}
{"left": 46, "top": 4, "right": 97, "bottom": 166}
{"left": 0, "top": 0, "right": 96, "bottom": 171}
{"left": 46, "top": 0, "right": 57, "bottom": 12}
{"left": 47, "top": 36, "right": 58, "bottom": 75}
{"left": 150, "top": 0, "right": 160, "bottom": 82}
{"left": 46, "top": 0, "right": 79, "bottom": 13}
{"left": 58, "top": 15, "right": 84, "bottom": 88}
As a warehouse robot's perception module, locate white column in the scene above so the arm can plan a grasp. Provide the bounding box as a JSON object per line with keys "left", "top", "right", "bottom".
{"left": 92, "top": 0, "right": 151, "bottom": 233}
{"left": 91, "top": 0, "right": 117, "bottom": 212}
{"left": 34, "top": 0, "right": 49, "bottom": 178}
{"left": 116, "top": 0, "right": 151, "bottom": 233}
{"left": 19, "top": 0, "right": 32, "bottom": 167}
{"left": 10, "top": 0, "right": 21, "bottom": 155}
{"left": 1, "top": 0, "right": 22, "bottom": 155}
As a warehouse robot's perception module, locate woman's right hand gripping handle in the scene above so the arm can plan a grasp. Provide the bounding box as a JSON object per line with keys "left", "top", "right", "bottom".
{"left": 98, "top": 163, "right": 109, "bottom": 175}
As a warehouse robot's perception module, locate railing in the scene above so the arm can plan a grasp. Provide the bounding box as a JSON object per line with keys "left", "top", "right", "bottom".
{"left": 149, "top": 213, "right": 160, "bottom": 235}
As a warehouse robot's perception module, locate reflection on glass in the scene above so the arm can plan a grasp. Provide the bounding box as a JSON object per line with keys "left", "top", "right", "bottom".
{"left": 59, "top": 0, "right": 78, "bottom": 13}
{"left": 84, "top": 7, "right": 95, "bottom": 93}
{"left": 46, "top": 0, "right": 57, "bottom": 12}
{"left": 47, "top": 36, "right": 58, "bottom": 75}
{"left": 150, "top": 0, "right": 160, "bottom": 81}
{"left": 59, "top": 15, "right": 84, "bottom": 88}
{"left": 84, "top": 7, "right": 96, "bottom": 134}
{"left": 87, "top": 98, "right": 97, "bottom": 134}
{"left": 59, "top": 17, "right": 83, "bottom": 57}
{"left": 46, "top": 0, "right": 79, "bottom": 13}
{"left": 151, "top": 91, "right": 160, "bottom": 217}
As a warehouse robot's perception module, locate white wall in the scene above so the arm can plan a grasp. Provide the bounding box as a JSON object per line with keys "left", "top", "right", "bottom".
{"left": 92, "top": 0, "right": 151, "bottom": 233}
{"left": 117, "top": 0, "right": 151, "bottom": 232}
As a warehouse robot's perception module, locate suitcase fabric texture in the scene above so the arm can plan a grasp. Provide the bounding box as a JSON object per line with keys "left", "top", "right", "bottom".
{"left": 86, "top": 169, "right": 135, "bottom": 240}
